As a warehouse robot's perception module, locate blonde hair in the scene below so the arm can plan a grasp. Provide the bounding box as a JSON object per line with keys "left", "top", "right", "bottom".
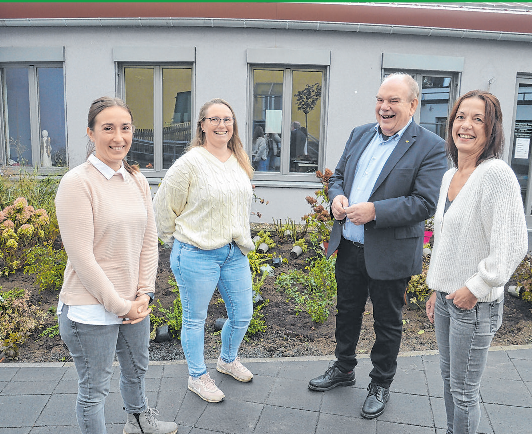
{"left": 188, "top": 98, "right": 254, "bottom": 179}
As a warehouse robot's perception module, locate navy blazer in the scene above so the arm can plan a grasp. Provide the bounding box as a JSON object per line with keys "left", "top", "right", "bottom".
{"left": 327, "top": 121, "right": 447, "bottom": 280}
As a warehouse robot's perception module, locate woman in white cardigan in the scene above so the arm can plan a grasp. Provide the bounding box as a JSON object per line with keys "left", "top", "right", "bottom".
{"left": 425, "top": 90, "right": 528, "bottom": 434}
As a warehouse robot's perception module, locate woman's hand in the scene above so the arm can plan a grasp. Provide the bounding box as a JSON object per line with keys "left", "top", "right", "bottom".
{"left": 426, "top": 292, "right": 437, "bottom": 324}
{"left": 120, "top": 295, "right": 152, "bottom": 324}
{"left": 446, "top": 286, "right": 478, "bottom": 310}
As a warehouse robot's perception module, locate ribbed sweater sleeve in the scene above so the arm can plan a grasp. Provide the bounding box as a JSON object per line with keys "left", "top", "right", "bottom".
{"left": 466, "top": 162, "right": 528, "bottom": 299}
{"left": 153, "top": 147, "right": 254, "bottom": 254}
{"left": 56, "top": 162, "right": 158, "bottom": 316}
{"left": 427, "top": 160, "right": 528, "bottom": 302}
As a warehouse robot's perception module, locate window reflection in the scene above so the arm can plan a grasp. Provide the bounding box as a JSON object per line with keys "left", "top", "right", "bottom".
{"left": 291, "top": 71, "right": 322, "bottom": 173}
{"left": 6, "top": 68, "right": 32, "bottom": 166}
{"left": 511, "top": 83, "right": 532, "bottom": 207}
{"left": 38, "top": 67, "right": 66, "bottom": 167}
{"left": 420, "top": 75, "right": 451, "bottom": 139}
{"left": 252, "top": 69, "right": 283, "bottom": 172}
{"left": 125, "top": 67, "right": 154, "bottom": 169}
{"left": 162, "top": 68, "right": 191, "bottom": 169}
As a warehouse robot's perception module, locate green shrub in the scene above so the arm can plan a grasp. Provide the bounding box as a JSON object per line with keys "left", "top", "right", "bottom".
{"left": 406, "top": 255, "right": 432, "bottom": 308}
{"left": 0, "top": 197, "right": 52, "bottom": 274}
{"left": 276, "top": 253, "right": 337, "bottom": 323}
{"left": 512, "top": 255, "right": 532, "bottom": 303}
{"left": 150, "top": 277, "right": 183, "bottom": 339}
{"left": 244, "top": 299, "right": 268, "bottom": 341}
{"left": 303, "top": 169, "right": 334, "bottom": 247}
{"left": 0, "top": 287, "right": 48, "bottom": 359}
{"left": 24, "top": 244, "right": 67, "bottom": 291}
{"left": 0, "top": 169, "right": 61, "bottom": 243}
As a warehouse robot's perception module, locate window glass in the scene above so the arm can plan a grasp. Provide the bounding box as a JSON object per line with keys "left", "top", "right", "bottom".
{"left": 125, "top": 67, "right": 154, "bottom": 169}
{"left": 6, "top": 68, "right": 31, "bottom": 165}
{"left": 252, "top": 69, "right": 283, "bottom": 172}
{"left": 420, "top": 75, "right": 452, "bottom": 139}
{"left": 291, "top": 70, "right": 322, "bottom": 173}
{"left": 38, "top": 67, "right": 66, "bottom": 167}
{"left": 162, "top": 68, "right": 192, "bottom": 169}
{"left": 511, "top": 82, "right": 532, "bottom": 207}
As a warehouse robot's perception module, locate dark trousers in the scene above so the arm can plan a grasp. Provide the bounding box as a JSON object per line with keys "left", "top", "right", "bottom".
{"left": 334, "top": 237, "right": 409, "bottom": 387}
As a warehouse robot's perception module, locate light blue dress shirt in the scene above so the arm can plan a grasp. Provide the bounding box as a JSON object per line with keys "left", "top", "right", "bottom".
{"left": 343, "top": 119, "right": 412, "bottom": 244}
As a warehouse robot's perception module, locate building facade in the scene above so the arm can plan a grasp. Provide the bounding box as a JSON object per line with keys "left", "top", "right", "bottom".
{"left": 1, "top": 2, "right": 532, "bottom": 234}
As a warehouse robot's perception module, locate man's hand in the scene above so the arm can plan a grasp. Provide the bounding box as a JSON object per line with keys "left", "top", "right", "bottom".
{"left": 345, "top": 202, "right": 376, "bottom": 225}
{"left": 446, "top": 286, "right": 478, "bottom": 310}
{"left": 331, "top": 195, "right": 349, "bottom": 220}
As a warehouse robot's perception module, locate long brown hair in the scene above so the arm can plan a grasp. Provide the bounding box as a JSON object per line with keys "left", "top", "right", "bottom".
{"left": 188, "top": 98, "right": 254, "bottom": 179}
{"left": 446, "top": 90, "right": 504, "bottom": 167}
{"left": 87, "top": 96, "right": 139, "bottom": 175}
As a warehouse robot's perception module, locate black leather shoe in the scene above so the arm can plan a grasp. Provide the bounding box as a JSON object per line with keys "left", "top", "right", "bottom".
{"left": 308, "top": 363, "right": 355, "bottom": 391}
{"left": 361, "top": 383, "right": 390, "bottom": 419}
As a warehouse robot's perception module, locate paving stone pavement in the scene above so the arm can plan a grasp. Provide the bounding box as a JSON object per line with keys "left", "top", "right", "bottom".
{"left": 1, "top": 346, "right": 531, "bottom": 433}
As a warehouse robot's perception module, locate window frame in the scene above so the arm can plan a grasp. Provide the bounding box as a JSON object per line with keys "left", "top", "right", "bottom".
{"left": 248, "top": 65, "right": 329, "bottom": 183}
{"left": 0, "top": 62, "right": 67, "bottom": 172}
{"left": 509, "top": 75, "right": 532, "bottom": 218}
{"left": 116, "top": 62, "right": 194, "bottom": 177}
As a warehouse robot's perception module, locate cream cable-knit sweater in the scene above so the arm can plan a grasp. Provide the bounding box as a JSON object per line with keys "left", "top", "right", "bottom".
{"left": 56, "top": 161, "right": 158, "bottom": 317}
{"left": 153, "top": 146, "right": 254, "bottom": 254}
{"left": 426, "top": 159, "right": 528, "bottom": 302}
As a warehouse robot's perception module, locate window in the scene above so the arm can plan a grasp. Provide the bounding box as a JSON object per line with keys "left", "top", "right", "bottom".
{"left": 251, "top": 67, "right": 325, "bottom": 177}
{"left": 510, "top": 79, "right": 532, "bottom": 213}
{"left": 119, "top": 65, "right": 192, "bottom": 172}
{"left": 0, "top": 65, "right": 66, "bottom": 168}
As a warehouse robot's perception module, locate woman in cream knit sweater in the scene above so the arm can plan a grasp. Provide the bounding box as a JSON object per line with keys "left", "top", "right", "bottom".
{"left": 154, "top": 98, "right": 255, "bottom": 403}
{"left": 425, "top": 90, "right": 528, "bottom": 434}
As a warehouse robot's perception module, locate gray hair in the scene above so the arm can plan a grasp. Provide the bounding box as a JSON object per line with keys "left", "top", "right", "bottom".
{"left": 382, "top": 73, "right": 419, "bottom": 101}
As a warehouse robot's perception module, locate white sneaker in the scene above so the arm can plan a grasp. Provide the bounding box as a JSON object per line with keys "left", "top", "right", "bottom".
{"left": 123, "top": 407, "right": 178, "bottom": 434}
{"left": 216, "top": 356, "right": 253, "bottom": 382}
{"left": 188, "top": 372, "right": 225, "bottom": 403}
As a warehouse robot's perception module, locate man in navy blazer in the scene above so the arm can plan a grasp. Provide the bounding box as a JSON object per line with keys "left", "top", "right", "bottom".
{"left": 308, "top": 73, "right": 447, "bottom": 419}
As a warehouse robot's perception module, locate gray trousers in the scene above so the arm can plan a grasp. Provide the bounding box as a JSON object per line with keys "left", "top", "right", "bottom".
{"left": 435, "top": 291, "right": 503, "bottom": 434}
{"left": 59, "top": 305, "right": 150, "bottom": 434}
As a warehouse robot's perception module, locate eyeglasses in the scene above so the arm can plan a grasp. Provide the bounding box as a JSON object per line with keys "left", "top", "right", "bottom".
{"left": 204, "top": 116, "right": 234, "bottom": 126}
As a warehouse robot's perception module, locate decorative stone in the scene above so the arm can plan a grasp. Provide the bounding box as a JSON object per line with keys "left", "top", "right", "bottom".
{"left": 257, "top": 243, "right": 269, "bottom": 253}
{"left": 214, "top": 317, "right": 227, "bottom": 331}
{"left": 253, "top": 290, "right": 264, "bottom": 304}
{"left": 260, "top": 264, "right": 274, "bottom": 276}
{"left": 290, "top": 245, "right": 303, "bottom": 259}
{"left": 508, "top": 285, "right": 523, "bottom": 298}
{"left": 154, "top": 324, "right": 171, "bottom": 343}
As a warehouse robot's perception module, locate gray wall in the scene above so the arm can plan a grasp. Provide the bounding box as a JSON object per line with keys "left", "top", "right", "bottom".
{"left": 1, "top": 23, "right": 532, "bottom": 223}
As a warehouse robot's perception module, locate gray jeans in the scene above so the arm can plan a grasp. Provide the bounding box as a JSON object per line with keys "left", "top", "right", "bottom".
{"left": 434, "top": 291, "right": 503, "bottom": 434}
{"left": 58, "top": 305, "right": 150, "bottom": 434}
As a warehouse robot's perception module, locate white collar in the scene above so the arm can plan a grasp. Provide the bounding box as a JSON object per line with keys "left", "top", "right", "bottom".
{"left": 88, "top": 154, "right": 127, "bottom": 180}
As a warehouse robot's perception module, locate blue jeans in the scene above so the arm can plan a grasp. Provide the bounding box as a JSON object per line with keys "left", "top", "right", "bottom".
{"left": 434, "top": 291, "right": 503, "bottom": 434}
{"left": 58, "top": 305, "right": 149, "bottom": 434}
{"left": 257, "top": 157, "right": 270, "bottom": 171}
{"left": 170, "top": 240, "right": 253, "bottom": 377}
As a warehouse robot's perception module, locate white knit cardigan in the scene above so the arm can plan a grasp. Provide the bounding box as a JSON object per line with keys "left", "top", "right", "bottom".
{"left": 426, "top": 159, "right": 528, "bottom": 303}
